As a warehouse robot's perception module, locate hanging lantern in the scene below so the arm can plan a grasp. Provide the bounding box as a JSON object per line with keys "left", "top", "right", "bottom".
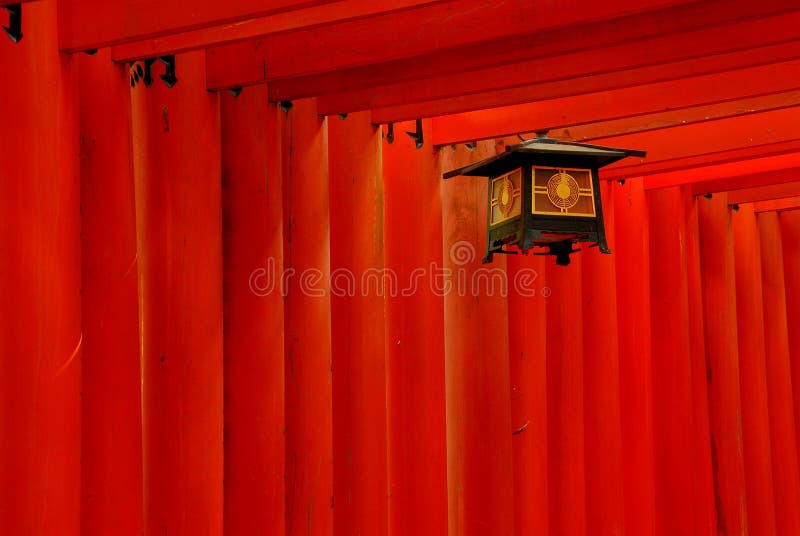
{"left": 444, "top": 134, "right": 645, "bottom": 265}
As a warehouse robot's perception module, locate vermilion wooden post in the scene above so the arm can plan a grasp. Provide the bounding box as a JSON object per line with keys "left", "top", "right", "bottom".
{"left": 130, "top": 51, "right": 224, "bottom": 534}
{"left": 683, "top": 190, "right": 716, "bottom": 536}
{"left": 696, "top": 193, "right": 747, "bottom": 534}
{"left": 507, "top": 252, "right": 548, "bottom": 534}
{"left": 647, "top": 187, "right": 694, "bottom": 536}
{"left": 220, "top": 88, "right": 285, "bottom": 534}
{"left": 0, "top": 3, "right": 81, "bottom": 533}
{"left": 583, "top": 181, "right": 625, "bottom": 535}
{"left": 545, "top": 252, "right": 586, "bottom": 536}
{"left": 613, "top": 179, "right": 655, "bottom": 535}
{"left": 280, "top": 98, "right": 334, "bottom": 535}
{"left": 382, "top": 120, "right": 448, "bottom": 536}
{"left": 780, "top": 210, "right": 800, "bottom": 455}
{"left": 78, "top": 49, "right": 143, "bottom": 536}
{"left": 440, "top": 141, "right": 515, "bottom": 535}
{"left": 328, "top": 112, "right": 389, "bottom": 535}
{"left": 758, "top": 210, "right": 800, "bottom": 535}
{"left": 732, "top": 203, "right": 777, "bottom": 536}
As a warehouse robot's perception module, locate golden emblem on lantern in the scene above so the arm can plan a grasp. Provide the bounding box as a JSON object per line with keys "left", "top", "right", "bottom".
{"left": 532, "top": 166, "right": 596, "bottom": 217}
{"left": 490, "top": 169, "right": 522, "bottom": 225}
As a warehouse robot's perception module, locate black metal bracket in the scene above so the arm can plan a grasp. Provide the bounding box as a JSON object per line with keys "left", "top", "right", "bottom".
{"left": 129, "top": 56, "right": 177, "bottom": 88}
{"left": 158, "top": 55, "right": 178, "bottom": 87}
{"left": 228, "top": 87, "right": 242, "bottom": 97}
{"left": 280, "top": 101, "right": 293, "bottom": 112}
{"left": 406, "top": 118, "right": 424, "bottom": 149}
{"left": 3, "top": 4, "right": 22, "bottom": 44}
{"left": 534, "top": 241, "right": 581, "bottom": 266}
{"left": 386, "top": 123, "right": 394, "bottom": 144}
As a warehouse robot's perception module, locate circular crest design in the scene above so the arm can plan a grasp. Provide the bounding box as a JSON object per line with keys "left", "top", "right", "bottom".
{"left": 546, "top": 171, "right": 580, "bottom": 210}
{"left": 498, "top": 177, "right": 516, "bottom": 217}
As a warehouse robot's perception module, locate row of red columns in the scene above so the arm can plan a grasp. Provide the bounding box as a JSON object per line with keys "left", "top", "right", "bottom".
{"left": 4, "top": 7, "right": 800, "bottom": 533}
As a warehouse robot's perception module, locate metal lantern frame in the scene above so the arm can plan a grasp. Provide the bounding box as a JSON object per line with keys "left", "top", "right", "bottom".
{"left": 444, "top": 136, "right": 646, "bottom": 265}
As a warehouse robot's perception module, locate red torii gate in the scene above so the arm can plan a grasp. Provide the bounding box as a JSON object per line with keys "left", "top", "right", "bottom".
{"left": 2, "top": 1, "right": 800, "bottom": 535}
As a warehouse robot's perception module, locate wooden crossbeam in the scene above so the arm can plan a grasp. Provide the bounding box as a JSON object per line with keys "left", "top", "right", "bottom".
{"left": 110, "top": 0, "right": 447, "bottom": 62}
{"left": 306, "top": 8, "right": 800, "bottom": 114}
{"left": 58, "top": 0, "right": 341, "bottom": 52}
{"left": 205, "top": 0, "right": 753, "bottom": 90}
{"left": 595, "top": 107, "right": 800, "bottom": 180}
{"left": 424, "top": 61, "right": 800, "bottom": 146}
{"left": 370, "top": 39, "right": 800, "bottom": 125}
{"left": 753, "top": 197, "right": 800, "bottom": 213}
{"left": 727, "top": 182, "right": 800, "bottom": 205}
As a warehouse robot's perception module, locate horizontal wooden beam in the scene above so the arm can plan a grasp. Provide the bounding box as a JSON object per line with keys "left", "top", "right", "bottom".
{"left": 206, "top": 0, "right": 734, "bottom": 90}
{"left": 369, "top": 39, "right": 800, "bottom": 125}
{"left": 58, "top": 0, "right": 340, "bottom": 52}
{"left": 595, "top": 107, "right": 800, "bottom": 180}
{"left": 110, "top": 0, "right": 446, "bottom": 62}
{"left": 310, "top": 8, "right": 800, "bottom": 115}
{"left": 753, "top": 197, "right": 800, "bottom": 213}
{"left": 423, "top": 61, "right": 800, "bottom": 146}
{"left": 678, "top": 157, "right": 800, "bottom": 195}
{"left": 727, "top": 182, "right": 800, "bottom": 205}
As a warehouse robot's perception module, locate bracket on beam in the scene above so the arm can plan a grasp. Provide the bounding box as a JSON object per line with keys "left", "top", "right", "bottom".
{"left": 129, "top": 56, "right": 178, "bottom": 88}
{"left": 158, "top": 55, "right": 178, "bottom": 88}
{"left": 405, "top": 119, "right": 423, "bottom": 149}
{"left": 3, "top": 4, "right": 22, "bottom": 44}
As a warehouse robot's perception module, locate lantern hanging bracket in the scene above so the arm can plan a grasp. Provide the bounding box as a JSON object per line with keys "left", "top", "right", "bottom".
{"left": 406, "top": 118, "right": 424, "bottom": 149}
{"left": 534, "top": 241, "right": 582, "bottom": 266}
{"left": 3, "top": 4, "right": 22, "bottom": 44}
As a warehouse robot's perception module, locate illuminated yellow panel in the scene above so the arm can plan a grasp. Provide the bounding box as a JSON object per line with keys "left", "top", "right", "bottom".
{"left": 531, "top": 166, "right": 596, "bottom": 217}
{"left": 490, "top": 168, "right": 522, "bottom": 226}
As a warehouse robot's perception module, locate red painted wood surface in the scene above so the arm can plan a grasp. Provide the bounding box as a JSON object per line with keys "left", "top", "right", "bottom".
{"left": 684, "top": 191, "right": 716, "bottom": 536}
{"left": 696, "top": 194, "right": 747, "bottom": 535}
{"left": 727, "top": 181, "right": 800, "bottom": 205}
{"left": 441, "top": 141, "right": 515, "bottom": 535}
{"left": 130, "top": 51, "right": 224, "bottom": 535}
{"left": 427, "top": 60, "right": 800, "bottom": 144}
{"left": 220, "top": 88, "right": 286, "bottom": 534}
{"left": 732, "top": 203, "right": 778, "bottom": 536}
{"left": 780, "top": 211, "right": 800, "bottom": 458}
{"left": 382, "top": 121, "right": 448, "bottom": 535}
{"left": 545, "top": 254, "right": 586, "bottom": 536}
{"left": 758, "top": 211, "right": 800, "bottom": 535}
{"left": 280, "top": 98, "right": 334, "bottom": 535}
{"left": 111, "top": 0, "right": 448, "bottom": 62}
{"left": 78, "top": 49, "right": 143, "bottom": 536}
{"left": 648, "top": 187, "right": 695, "bottom": 535}
{"left": 57, "top": 0, "right": 341, "bottom": 51}
{"left": 328, "top": 112, "right": 389, "bottom": 536}
{"left": 507, "top": 252, "right": 548, "bottom": 535}
{"left": 613, "top": 179, "right": 656, "bottom": 535}
{"left": 650, "top": 153, "right": 800, "bottom": 192}
{"left": 371, "top": 39, "right": 800, "bottom": 134}
{"left": 0, "top": 2, "right": 81, "bottom": 533}
{"left": 582, "top": 182, "right": 625, "bottom": 535}
{"left": 311, "top": 7, "right": 800, "bottom": 115}
{"left": 206, "top": 0, "right": 698, "bottom": 90}
{"left": 754, "top": 197, "right": 800, "bottom": 213}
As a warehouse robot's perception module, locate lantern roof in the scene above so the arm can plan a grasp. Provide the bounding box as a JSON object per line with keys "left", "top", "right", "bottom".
{"left": 443, "top": 135, "right": 646, "bottom": 179}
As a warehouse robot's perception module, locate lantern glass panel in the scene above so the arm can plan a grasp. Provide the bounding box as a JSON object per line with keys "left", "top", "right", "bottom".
{"left": 531, "top": 166, "right": 596, "bottom": 217}
{"left": 489, "top": 168, "right": 522, "bottom": 226}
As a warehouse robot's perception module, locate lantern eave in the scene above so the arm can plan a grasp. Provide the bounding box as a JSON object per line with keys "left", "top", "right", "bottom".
{"left": 443, "top": 138, "right": 646, "bottom": 179}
